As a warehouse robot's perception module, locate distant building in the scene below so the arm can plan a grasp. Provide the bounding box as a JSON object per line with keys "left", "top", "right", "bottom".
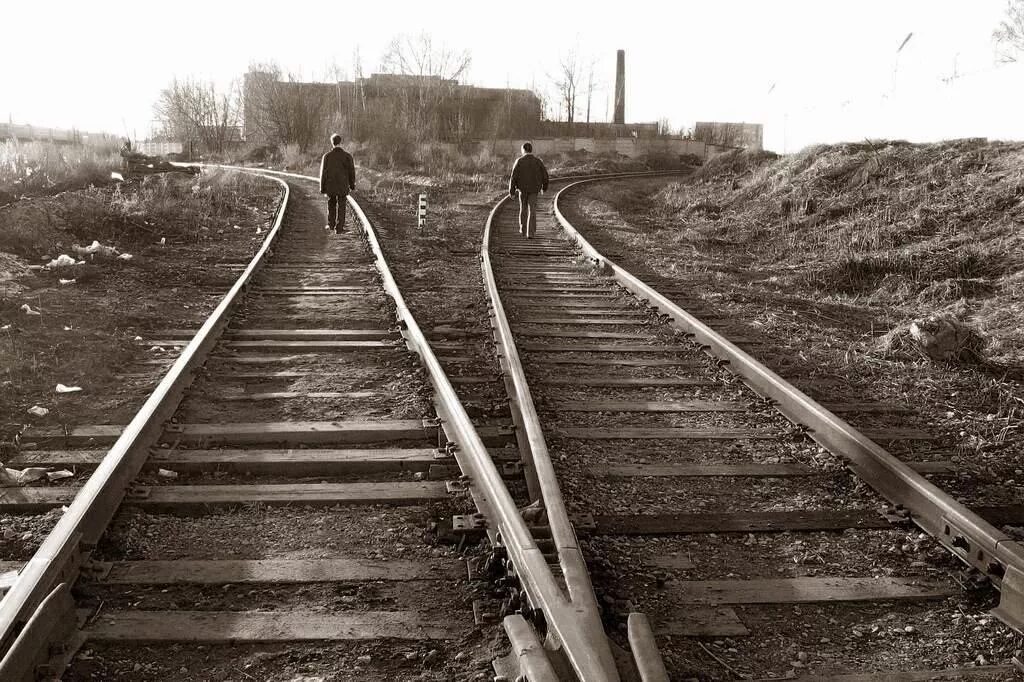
{"left": 243, "top": 71, "right": 543, "bottom": 145}
{"left": 694, "top": 122, "right": 764, "bottom": 150}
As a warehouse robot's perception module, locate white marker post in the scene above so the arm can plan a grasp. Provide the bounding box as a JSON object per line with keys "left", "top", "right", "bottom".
{"left": 417, "top": 193, "right": 427, "bottom": 229}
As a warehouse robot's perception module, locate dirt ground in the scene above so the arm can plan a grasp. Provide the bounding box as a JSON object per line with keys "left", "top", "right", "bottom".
{"left": 1, "top": 170, "right": 282, "bottom": 559}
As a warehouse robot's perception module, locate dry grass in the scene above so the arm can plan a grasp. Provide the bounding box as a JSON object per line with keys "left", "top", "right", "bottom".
{"left": 644, "top": 140, "right": 1024, "bottom": 364}
{"left": 0, "top": 140, "right": 122, "bottom": 202}
{"left": 0, "top": 169, "right": 277, "bottom": 260}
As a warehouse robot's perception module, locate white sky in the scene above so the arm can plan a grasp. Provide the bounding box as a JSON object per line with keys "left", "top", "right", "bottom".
{"left": 3, "top": 0, "right": 1022, "bottom": 152}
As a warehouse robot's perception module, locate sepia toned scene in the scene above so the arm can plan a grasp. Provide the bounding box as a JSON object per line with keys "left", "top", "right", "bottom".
{"left": 1, "top": 1, "right": 1023, "bottom": 680}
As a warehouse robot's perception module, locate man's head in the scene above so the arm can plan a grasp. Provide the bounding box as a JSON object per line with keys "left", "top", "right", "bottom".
{"left": 521, "top": 142, "right": 533, "bottom": 154}
{"left": 330, "top": 134, "right": 343, "bottom": 147}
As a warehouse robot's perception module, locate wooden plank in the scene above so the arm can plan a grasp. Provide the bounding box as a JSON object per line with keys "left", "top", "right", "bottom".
{"left": 256, "top": 290, "right": 382, "bottom": 297}
{"left": 511, "top": 308, "right": 645, "bottom": 316}
{"left": 655, "top": 608, "right": 749, "bottom": 637}
{"left": 502, "top": 287, "right": 615, "bottom": 293}
{"left": 530, "top": 357, "right": 701, "bottom": 367}
{"left": 554, "top": 400, "right": 745, "bottom": 413}
{"left": 509, "top": 293, "right": 623, "bottom": 300}
{"left": 539, "top": 377, "right": 713, "bottom": 387}
{"left": 223, "top": 340, "right": 397, "bottom": 351}
{"left": 256, "top": 286, "right": 373, "bottom": 292}
{"left": 221, "top": 391, "right": 382, "bottom": 401}
{"left": 84, "top": 610, "right": 459, "bottom": 642}
{"left": 595, "top": 463, "right": 818, "bottom": 477}
{"left": 672, "top": 577, "right": 953, "bottom": 604}
{"left": 165, "top": 420, "right": 433, "bottom": 445}
{"left": 516, "top": 317, "right": 647, "bottom": 325}
{"left": 230, "top": 329, "right": 397, "bottom": 341}
{"left": 99, "top": 558, "right": 459, "bottom": 584}
{"left": 24, "top": 425, "right": 123, "bottom": 446}
{"left": 157, "top": 329, "right": 398, "bottom": 341}
{"left": 28, "top": 421, "right": 434, "bottom": 447}
{"left": 787, "top": 665, "right": 1019, "bottom": 681}
{"left": 9, "top": 447, "right": 443, "bottom": 473}
{"left": 1, "top": 482, "right": 449, "bottom": 511}
{"left": 594, "top": 461, "right": 957, "bottom": 478}
{"left": 521, "top": 343, "right": 686, "bottom": 353}
{"left": 210, "top": 353, "right": 320, "bottom": 364}
{"left": 861, "top": 428, "right": 937, "bottom": 441}
{"left": 822, "top": 402, "right": 917, "bottom": 415}
{"left": 519, "top": 330, "right": 647, "bottom": 340}
{"left": 590, "top": 510, "right": 896, "bottom": 535}
{"left": 552, "top": 427, "right": 782, "bottom": 440}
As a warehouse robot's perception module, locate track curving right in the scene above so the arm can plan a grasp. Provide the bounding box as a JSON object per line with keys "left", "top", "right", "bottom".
{"left": 483, "top": 174, "right": 1024, "bottom": 680}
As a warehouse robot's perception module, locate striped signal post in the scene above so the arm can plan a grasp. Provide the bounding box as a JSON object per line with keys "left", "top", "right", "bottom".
{"left": 417, "top": 194, "right": 427, "bottom": 229}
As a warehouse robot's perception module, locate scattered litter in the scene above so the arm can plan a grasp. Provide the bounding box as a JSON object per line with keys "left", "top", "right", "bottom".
{"left": 233, "top": 225, "right": 241, "bottom": 230}
{"left": 134, "top": 335, "right": 143, "bottom": 341}
{"left": 63, "top": 326, "right": 73, "bottom": 331}
{"left": 159, "top": 237, "right": 166, "bottom": 246}
{"left": 110, "top": 171, "right": 125, "bottom": 182}
{"left": 118, "top": 253, "right": 133, "bottom": 261}
{"left": 1, "top": 324, "right": 10, "bottom": 331}
{"left": 20, "top": 304, "right": 40, "bottom": 316}
{"left": 157, "top": 468, "right": 178, "bottom": 479}
{"left": 55, "top": 384, "right": 83, "bottom": 393}
{"left": 150, "top": 346, "right": 166, "bottom": 352}
{"left": 46, "top": 470, "right": 74, "bottom": 482}
{"left": 45, "top": 254, "right": 76, "bottom": 268}
{"left": 27, "top": 405, "right": 49, "bottom": 417}
{"left": 2, "top": 467, "right": 48, "bottom": 486}
{"left": 255, "top": 228, "right": 262, "bottom": 234}
{"left": 84, "top": 240, "right": 119, "bottom": 258}
{"left": 58, "top": 279, "right": 76, "bottom": 286}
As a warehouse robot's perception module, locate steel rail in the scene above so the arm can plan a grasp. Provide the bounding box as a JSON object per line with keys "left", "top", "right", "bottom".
{"left": 552, "top": 176, "right": 1024, "bottom": 633}
{"left": 0, "top": 172, "right": 291, "bottom": 679}
{"left": 230, "top": 167, "right": 624, "bottom": 681}
{"left": 482, "top": 195, "right": 622, "bottom": 680}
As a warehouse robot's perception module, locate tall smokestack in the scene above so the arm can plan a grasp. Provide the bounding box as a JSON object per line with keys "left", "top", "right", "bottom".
{"left": 613, "top": 50, "right": 625, "bottom": 124}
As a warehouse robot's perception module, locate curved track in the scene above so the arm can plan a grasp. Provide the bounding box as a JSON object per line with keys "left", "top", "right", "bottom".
{"left": 481, "top": 174, "right": 1024, "bottom": 679}
{"left": 0, "top": 172, "right": 506, "bottom": 680}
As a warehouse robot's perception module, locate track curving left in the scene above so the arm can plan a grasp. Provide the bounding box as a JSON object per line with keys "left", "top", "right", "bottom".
{"left": 0, "top": 174, "right": 499, "bottom": 680}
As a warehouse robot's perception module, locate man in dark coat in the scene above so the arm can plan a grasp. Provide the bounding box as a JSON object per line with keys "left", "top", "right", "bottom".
{"left": 320, "top": 134, "right": 356, "bottom": 233}
{"left": 508, "top": 142, "right": 549, "bottom": 238}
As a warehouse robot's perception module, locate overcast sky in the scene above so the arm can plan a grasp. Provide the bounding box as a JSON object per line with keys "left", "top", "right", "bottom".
{"left": 3, "top": 0, "right": 1022, "bottom": 152}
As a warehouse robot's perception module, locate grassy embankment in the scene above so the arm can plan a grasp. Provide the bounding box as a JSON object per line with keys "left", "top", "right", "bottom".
{"left": 650, "top": 141, "right": 1024, "bottom": 365}
{"left": 0, "top": 139, "right": 122, "bottom": 205}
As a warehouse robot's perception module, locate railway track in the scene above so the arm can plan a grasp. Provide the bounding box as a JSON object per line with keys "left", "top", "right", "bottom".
{"left": 3, "top": 165, "right": 1023, "bottom": 680}
{"left": 0, "top": 173, "right": 526, "bottom": 680}
{"left": 480, "top": 175, "right": 1024, "bottom": 679}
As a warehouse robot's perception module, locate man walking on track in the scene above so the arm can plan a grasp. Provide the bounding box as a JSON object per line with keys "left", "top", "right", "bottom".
{"left": 320, "top": 134, "right": 356, "bottom": 234}
{"left": 508, "top": 142, "right": 549, "bottom": 238}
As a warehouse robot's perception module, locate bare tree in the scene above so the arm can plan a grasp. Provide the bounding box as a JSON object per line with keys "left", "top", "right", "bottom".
{"left": 244, "top": 63, "right": 333, "bottom": 150}
{"left": 994, "top": 0, "right": 1024, "bottom": 62}
{"left": 584, "top": 59, "right": 600, "bottom": 124}
{"left": 154, "top": 78, "right": 241, "bottom": 153}
{"left": 551, "top": 47, "right": 583, "bottom": 126}
{"left": 378, "top": 32, "right": 472, "bottom": 142}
